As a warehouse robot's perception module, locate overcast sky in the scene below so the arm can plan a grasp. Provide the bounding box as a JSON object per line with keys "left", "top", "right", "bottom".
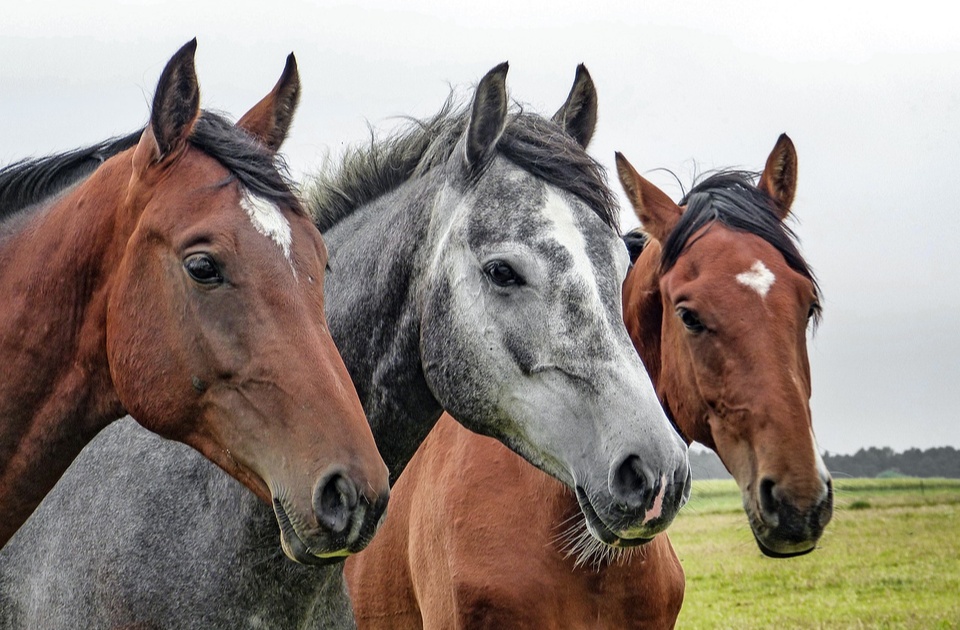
{"left": 3, "top": 0, "right": 958, "bottom": 455}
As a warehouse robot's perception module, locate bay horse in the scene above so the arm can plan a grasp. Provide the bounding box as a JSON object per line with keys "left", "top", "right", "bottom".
{"left": 344, "top": 135, "right": 834, "bottom": 628}
{"left": 0, "top": 41, "right": 389, "bottom": 561}
{"left": 0, "top": 65, "right": 689, "bottom": 628}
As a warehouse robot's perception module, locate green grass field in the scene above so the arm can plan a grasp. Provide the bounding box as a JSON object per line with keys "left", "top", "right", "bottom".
{"left": 671, "top": 478, "right": 960, "bottom": 629}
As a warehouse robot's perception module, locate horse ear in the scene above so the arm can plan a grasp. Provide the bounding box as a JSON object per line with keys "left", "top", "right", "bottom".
{"left": 758, "top": 133, "right": 798, "bottom": 220}
{"left": 465, "top": 62, "right": 509, "bottom": 170}
{"left": 237, "top": 53, "right": 301, "bottom": 153}
{"left": 615, "top": 152, "right": 682, "bottom": 243}
{"left": 148, "top": 39, "right": 201, "bottom": 161}
{"left": 552, "top": 64, "right": 598, "bottom": 148}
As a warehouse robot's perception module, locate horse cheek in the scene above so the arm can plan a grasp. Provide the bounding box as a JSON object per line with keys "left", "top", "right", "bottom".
{"left": 105, "top": 256, "right": 196, "bottom": 439}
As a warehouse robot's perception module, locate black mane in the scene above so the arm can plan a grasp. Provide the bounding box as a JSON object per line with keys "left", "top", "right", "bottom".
{"left": 661, "top": 170, "right": 821, "bottom": 319}
{"left": 0, "top": 132, "right": 141, "bottom": 222}
{"left": 623, "top": 229, "right": 649, "bottom": 264}
{"left": 0, "top": 111, "right": 302, "bottom": 227}
{"left": 306, "top": 98, "right": 618, "bottom": 233}
{"left": 188, "top": 113, "right": 303, "bottom": 215}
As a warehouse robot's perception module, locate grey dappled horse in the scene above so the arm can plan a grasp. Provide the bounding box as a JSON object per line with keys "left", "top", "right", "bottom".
{"left": 0, "top": 64, "right": 689, "bottom": 628}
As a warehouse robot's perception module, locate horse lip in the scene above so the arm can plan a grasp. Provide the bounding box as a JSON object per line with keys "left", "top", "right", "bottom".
{"left": 745, "top": 494, "right": 822, "bottom": 558}
{"left": 752, "top": 531, "right": 816, "bottom": 559}
{"left": 574, "top": 486, "right": 654, "bottom": 549}
{"left": 272, "top": 497, "right": 351, "bottom": 566}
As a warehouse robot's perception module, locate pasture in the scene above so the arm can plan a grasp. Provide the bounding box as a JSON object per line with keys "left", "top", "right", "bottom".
{"left": 671, "top": 478, "right": 960, "bottom": 628}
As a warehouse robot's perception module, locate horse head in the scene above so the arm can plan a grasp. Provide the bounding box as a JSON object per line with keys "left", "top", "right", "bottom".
{"left": 618, "top": 136, "right": 832, "bottom": 556}
{"left": 419, "top": 65, "right": 690, "bottom": 545}
{"left": 105, "top": 42, "right": 389, "bottom": 563}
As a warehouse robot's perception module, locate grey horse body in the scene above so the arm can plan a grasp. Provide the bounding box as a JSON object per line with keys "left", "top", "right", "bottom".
{"left": 0, "top": 67, "right": 689, "bottom": 628}
{"left": 0, "top": 420, "right": 348, "bottom": 629}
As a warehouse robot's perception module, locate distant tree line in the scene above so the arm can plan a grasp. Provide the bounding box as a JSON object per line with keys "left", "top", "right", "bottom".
{"left": 823, "top": 446, "right": 960, "bottom": 479}
{"left": 689, "top": 446, "right": 960, "bottom": 480}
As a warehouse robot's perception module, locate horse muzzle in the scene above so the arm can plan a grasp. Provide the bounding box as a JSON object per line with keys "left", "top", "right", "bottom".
{"left": 747, "top": 476, "right": 833, "bottom": 557}
{"left": 575, "top": 458, "right": 690, "bottom": 547}
{"left": 272, "top": 476, "right": 389, "bottom": 565}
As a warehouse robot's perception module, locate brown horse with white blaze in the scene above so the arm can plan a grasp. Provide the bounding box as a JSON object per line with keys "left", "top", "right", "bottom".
{"left": 0, "top": 41, "right": 389, "bottom": 561}
{"left": 345, "top": 134, "right": 832, "bottom": 628}
{"left": 618, "top": 138, "right": 832, "bottom": 558}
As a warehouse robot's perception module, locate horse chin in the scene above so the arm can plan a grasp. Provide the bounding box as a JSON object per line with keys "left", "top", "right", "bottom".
{"left": 272, "top": 497, "right": 352, "bottom": 566}
{"left": 752, "top": 532, "right": 817, "bottom": 559}
{"left": 745, "top": 505, "right": 819, "bottom": 558}
{"left": 575, "top": 486, "right": 654, "bottom": 549}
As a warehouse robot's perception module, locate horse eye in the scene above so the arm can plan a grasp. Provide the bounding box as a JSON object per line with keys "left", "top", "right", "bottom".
{"left": 677, "top": 307, "right": 706, "bottom": 333}
{"left": 184, "top": 254, "right": 223, "bottom": 285}
{"left": 484, "top": 260, "right": 524, "bottom": 287}
{"left": 807, "top": 302, "right": 821, "bottom": 320}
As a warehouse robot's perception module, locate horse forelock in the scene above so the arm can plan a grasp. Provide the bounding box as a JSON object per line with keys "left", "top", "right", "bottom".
{"left": 498, "top": 111, "right": 619, "bottom": 232}
{"left": 305, "top": 97, "right": 619, "bottom": 234}
{"left": 188, "top": 112, "right": 304, "bottom": 217}
{"left": 662, "top": 170, "right": 821, "bottom": 322}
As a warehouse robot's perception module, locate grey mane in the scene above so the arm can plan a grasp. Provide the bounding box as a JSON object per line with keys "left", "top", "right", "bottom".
{"left": 306, "top": 97, "right": 619, "bottom": 233}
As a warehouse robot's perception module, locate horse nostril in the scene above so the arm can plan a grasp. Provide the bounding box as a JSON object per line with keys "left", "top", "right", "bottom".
{"left": 759, "top": 476, "right": 779, "bottom": 517}
{"left": 313, "top": 472, "right": 359, "bottom": 535}
{"left": 612, "top": 455, "right": 653, "bottom": 510}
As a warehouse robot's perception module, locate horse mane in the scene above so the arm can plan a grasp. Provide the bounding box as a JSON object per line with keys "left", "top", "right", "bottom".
{"left": 0, "top": 132, "right": 142, "bottom": 222}
{"left": 305, "top": 97, "right": 619, "bottom": 233}
{"left": 0, "top": 111, "right": 303, "bottom": 227}
{"left": 622, "top": 229, "right": 649, "bottom": 264}
{"left": 661, "top": 170, "right": 821, "bottom": 322}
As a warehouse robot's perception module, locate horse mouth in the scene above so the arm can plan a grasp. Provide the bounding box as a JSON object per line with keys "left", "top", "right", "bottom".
{"left": 743, "top": 488, "right": 828, "bottom": 558}
{"left": 745, "top": 504, "right": 820, "bottom": 558}
{"left": 752, "top": 532, "right": 816, "bottom": 558}
{"left": 575, "top": 486, "right": 653, "bottom": 548}
{"left": 272, "top": 497, "right": 352, "bottom": 566}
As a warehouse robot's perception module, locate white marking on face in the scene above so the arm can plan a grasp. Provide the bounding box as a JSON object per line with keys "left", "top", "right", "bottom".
{"left": 642, "top": 475, "right": 667, "bottom": 525}
{"left": 736, "top": 260, "right": 776, "bottom": 298}
{"left": 240, "top": 190, "right": 294, "bottom": 270}
{"left": 540, "top": 189, "right": 607, "bottom": 316}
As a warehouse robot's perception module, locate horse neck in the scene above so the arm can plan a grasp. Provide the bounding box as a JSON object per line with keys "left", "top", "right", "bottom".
{"left": 0, "top": 156, "right": 132, "bottom": 544}
{"left": 322, "top": 182, "right": 445, "bottom": 483}
{"left": 623, "top": 242, "right": 665, "bottom": 393}
{"left": 623, "top": 240, "right": 703, "bottom": 447}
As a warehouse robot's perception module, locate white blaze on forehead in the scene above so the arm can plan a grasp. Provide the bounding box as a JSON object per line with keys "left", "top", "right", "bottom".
{"left": 736, "top": 260, "right": 776, "bottom": 298}
{"left": 540, "top": 189, "right": 607, "bottom": 316}
{"left": 240, "top": 190, "right": 294, "bottom": 267}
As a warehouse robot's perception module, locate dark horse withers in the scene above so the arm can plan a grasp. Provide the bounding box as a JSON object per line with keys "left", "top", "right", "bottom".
{"left": 0, "top": 42, "right": 388, "bottom": 561}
